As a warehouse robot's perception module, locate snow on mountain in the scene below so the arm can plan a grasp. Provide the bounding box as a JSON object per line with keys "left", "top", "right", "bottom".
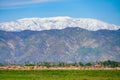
{"left": 0, "top": 16, "right": 120, "bottom": 31}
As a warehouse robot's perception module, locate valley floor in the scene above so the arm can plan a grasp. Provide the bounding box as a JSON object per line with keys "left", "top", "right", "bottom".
{"left": 0, "top": 65, "right": 120, "bottom": 70}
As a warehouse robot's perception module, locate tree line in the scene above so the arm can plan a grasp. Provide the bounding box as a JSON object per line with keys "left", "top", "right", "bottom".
{"left": 0, "top": 60, "right": 120, "bottom": 68}
{"left": 24, "top": 60, "right": 120, "bottom": 68}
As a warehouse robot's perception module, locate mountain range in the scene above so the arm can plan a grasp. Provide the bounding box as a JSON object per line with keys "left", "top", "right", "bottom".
{"left": 0, "top": 17, "right": 120, "bottom": 64}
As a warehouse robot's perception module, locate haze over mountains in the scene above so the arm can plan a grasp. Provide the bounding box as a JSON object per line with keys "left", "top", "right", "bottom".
{"left": 0, "top": 17, "right": 120, "bottom": 64}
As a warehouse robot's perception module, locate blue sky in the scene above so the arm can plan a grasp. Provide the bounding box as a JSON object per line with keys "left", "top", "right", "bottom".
{"left": 0, "top": 0, "right": 120, "bottom": 25}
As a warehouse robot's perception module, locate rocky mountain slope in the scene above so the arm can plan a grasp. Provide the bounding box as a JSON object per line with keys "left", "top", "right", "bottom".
{"left": 0, "top": 27, "right": 120, "bottom": 64}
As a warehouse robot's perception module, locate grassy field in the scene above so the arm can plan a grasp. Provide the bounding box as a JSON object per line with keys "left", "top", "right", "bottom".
{"left": 0, "top": 70, "right": 120, "bottom": 80}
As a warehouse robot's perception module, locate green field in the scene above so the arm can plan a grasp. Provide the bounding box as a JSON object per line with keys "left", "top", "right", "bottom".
{"left": 0, "top": 70, "right": 120, "bottom": 80}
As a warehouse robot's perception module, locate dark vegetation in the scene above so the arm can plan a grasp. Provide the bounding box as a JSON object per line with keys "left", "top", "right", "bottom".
{"left": 23, "top": 60, "right": 120, "bottom": 68}
{"left": 1, "top": 60, "right": 120, "bottom": 68}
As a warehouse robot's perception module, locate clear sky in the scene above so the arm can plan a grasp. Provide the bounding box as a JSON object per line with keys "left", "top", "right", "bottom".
{"left": 0, "top": 0, "right": 120, "bottom": 25}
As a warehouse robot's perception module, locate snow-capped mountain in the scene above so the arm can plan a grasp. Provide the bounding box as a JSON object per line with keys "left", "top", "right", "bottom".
{"left": 0, "top": 16, "right": 120, "bottom": 31}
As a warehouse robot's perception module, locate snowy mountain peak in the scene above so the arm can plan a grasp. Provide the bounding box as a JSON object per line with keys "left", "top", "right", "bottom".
{"left": 0, "top": 16, "right": 120, "bottom": 31}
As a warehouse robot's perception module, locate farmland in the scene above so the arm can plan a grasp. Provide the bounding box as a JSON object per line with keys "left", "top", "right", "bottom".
{"left": 0, "top": 70, "right": 120, "bottom": 80}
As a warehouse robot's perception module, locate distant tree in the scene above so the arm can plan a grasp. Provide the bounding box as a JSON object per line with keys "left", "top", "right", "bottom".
{"left": 101, "top": 60, "right": 119, "bottom": 67}
{"left": 85, "top": 62, "right": 92, "bottom": 66}
{"left": 72, "top": 62, "right": 79, "bottom": 66}
{"left": 39, "top": 62, "right": 51, "bottom": 68}
{"left": 58, "top": 62, "right": 66, "bottom": 67}
{"left": 45, "top": 62, "right": 51, "bottom": 68}
{"left": 0, "top": 63, "right": 3, "bottom": 66}
{"left": 24, "top": 61, "right": 35, "bottom": 66}
{"left": 79, "top": 62, "right": 84, "bottom": 66}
